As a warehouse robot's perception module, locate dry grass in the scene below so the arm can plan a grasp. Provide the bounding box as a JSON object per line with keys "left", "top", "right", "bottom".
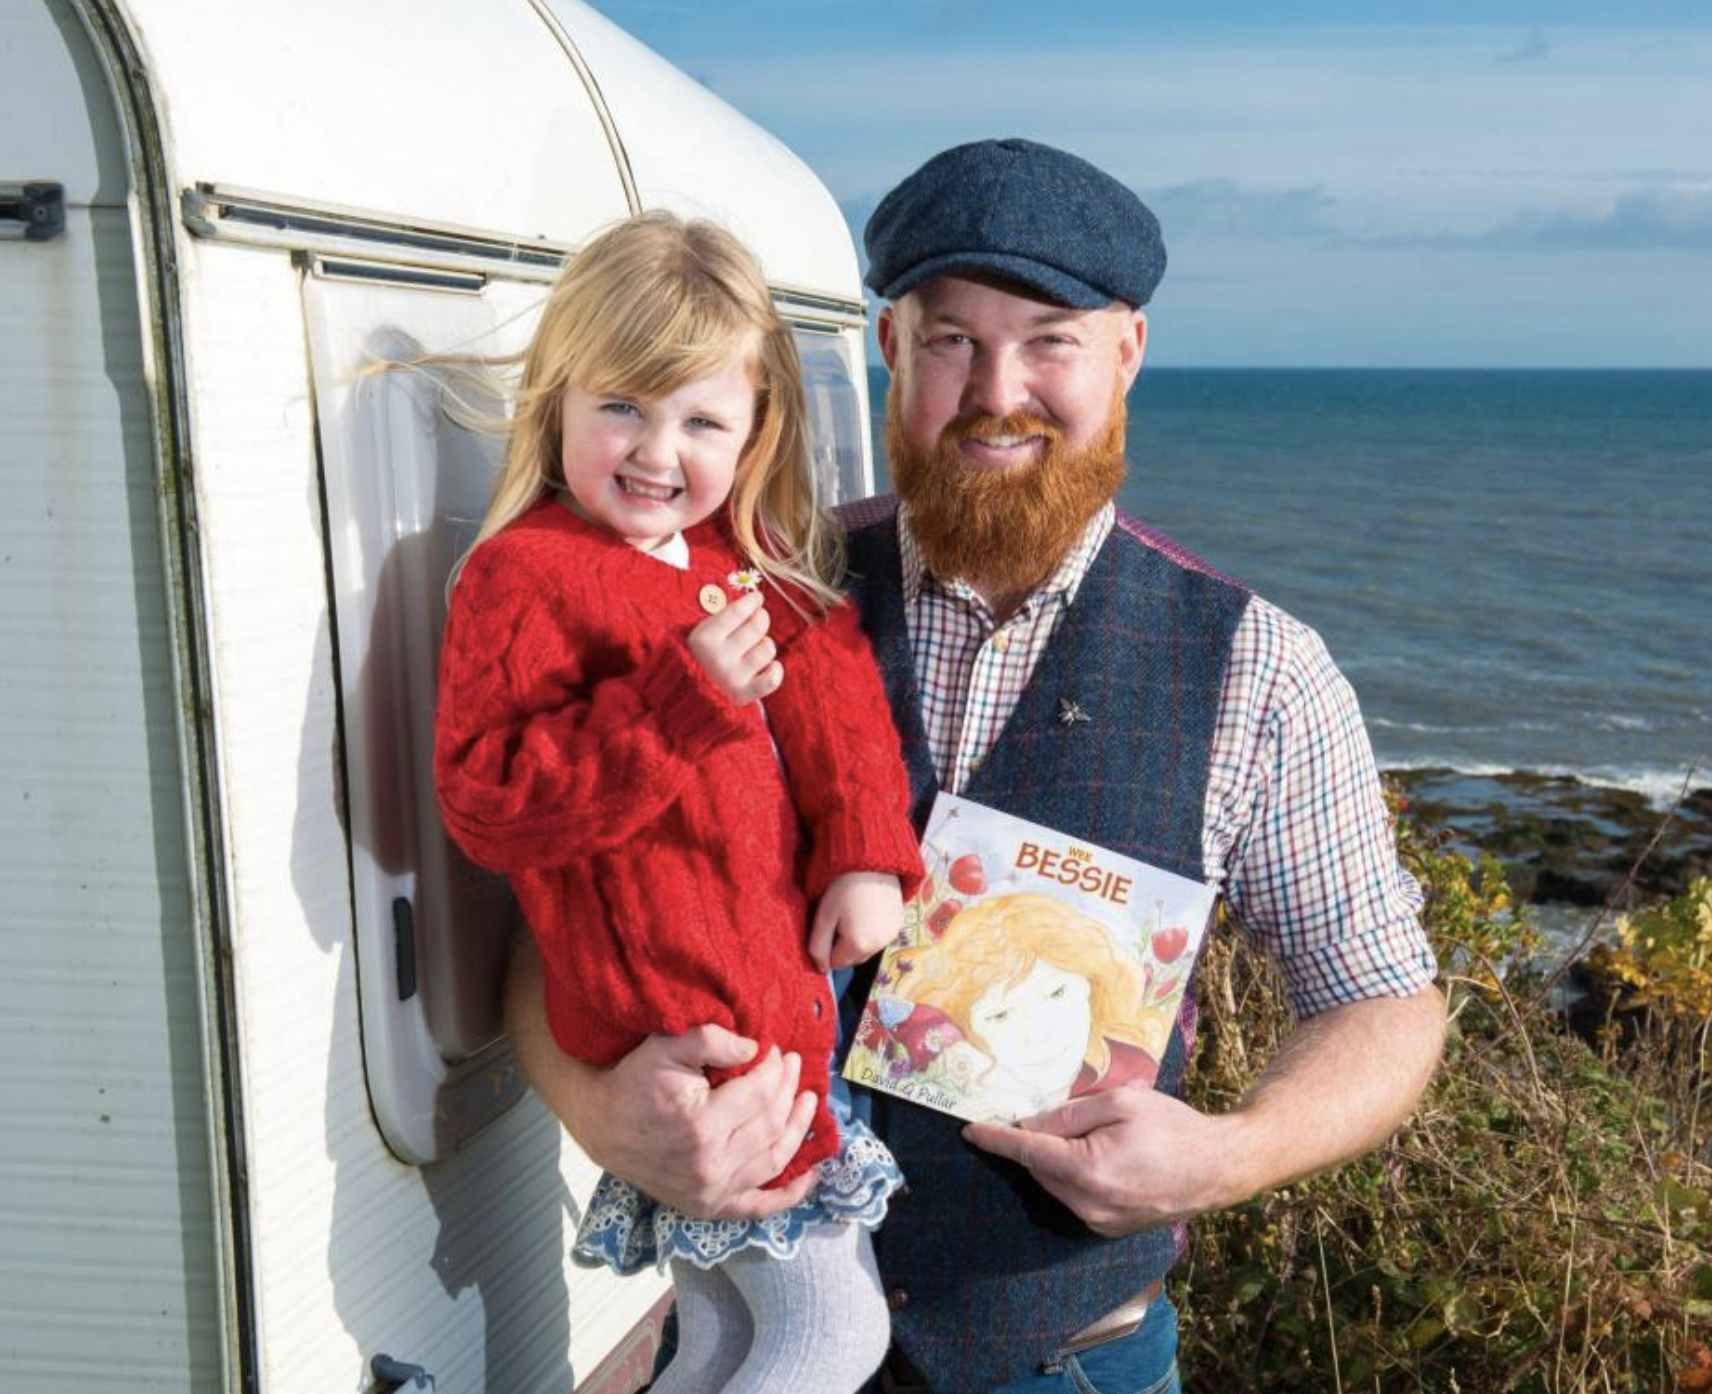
{"left": 1176, "top": 807, "right": 1712, "bottom": 1393}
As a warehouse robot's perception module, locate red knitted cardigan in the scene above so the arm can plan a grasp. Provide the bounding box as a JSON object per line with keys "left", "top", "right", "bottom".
{"left": 434, "top": 497, "right": 923, "bottom": 1185}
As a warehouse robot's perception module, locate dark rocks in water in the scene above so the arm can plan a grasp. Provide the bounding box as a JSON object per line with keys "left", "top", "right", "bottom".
{"left": 1530, "top": 866, "right": 1622, "bottom": 907}
{"left": 1560, "top": 957, "right": 1642, "bottom": 1052}
{"left": 1386, "top": 767, "right": 1711, "bottom": 910}
{"left": 1652, "top": 848, "right": 1710, "bottom": 890}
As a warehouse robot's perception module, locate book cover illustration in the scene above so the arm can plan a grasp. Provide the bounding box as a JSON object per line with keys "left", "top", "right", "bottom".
{"left": 843, "top": 792, "right": 1218, "bottom": 1124}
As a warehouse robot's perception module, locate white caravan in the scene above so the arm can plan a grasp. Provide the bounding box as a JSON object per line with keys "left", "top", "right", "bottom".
{"left": 1, "top": 2, "right": 874, "bottom": 1390}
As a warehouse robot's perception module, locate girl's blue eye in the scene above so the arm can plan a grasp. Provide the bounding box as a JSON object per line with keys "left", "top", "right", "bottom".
{"left": 601, "top": 400, "right": 639, "bottom": 417}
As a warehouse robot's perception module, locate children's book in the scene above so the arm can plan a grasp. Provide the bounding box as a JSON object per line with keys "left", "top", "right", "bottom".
{"left": 843, "top": 792, "right": 1218, "bottom": 1124}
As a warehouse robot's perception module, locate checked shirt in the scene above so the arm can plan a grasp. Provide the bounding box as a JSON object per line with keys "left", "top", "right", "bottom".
{"left": 897, "top": 500, "right": 1437, "bottom": 1017}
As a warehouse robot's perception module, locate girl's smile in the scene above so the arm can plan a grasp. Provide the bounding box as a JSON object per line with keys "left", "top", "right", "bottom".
{"left": 615, "top": 476, "right": 680, "bottom": 501}
{"left": 558, "top": 356, "right": 758, "bottom": 551}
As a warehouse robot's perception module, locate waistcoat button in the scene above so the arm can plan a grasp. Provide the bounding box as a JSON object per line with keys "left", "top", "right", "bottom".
{"left": 886, "top": 1287, "right": 909, "bottom": 1312}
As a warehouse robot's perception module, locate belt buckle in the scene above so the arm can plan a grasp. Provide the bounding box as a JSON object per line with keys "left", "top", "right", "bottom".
{"left": 1039, "top": 1279, "right": 1163, "bottom": 1374}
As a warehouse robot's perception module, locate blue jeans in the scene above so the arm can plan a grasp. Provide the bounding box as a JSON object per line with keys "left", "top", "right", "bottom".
{"left": 984, "top": 1293, "right": 1180, "bottom": 1394}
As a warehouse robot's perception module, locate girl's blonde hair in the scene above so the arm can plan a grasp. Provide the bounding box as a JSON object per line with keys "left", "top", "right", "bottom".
{"left": 473, "top": 210, "right": 842, "bottom": 606}
{"left": 893, "top": 893, "right": 1172, "bottom": 1075}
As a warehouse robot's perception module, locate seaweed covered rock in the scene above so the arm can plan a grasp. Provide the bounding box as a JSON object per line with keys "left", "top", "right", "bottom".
{"left": 1388, "top": 768, "right": 1712, "bottom": 909}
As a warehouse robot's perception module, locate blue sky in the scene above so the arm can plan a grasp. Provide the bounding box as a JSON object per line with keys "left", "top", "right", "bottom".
{"left": 587, "top": 1, "right": 1712, "bottom": 367}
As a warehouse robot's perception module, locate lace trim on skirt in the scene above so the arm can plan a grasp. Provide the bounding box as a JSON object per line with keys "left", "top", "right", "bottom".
{"left": 571, "top": 1116, "right": 902, "bottom": 1274}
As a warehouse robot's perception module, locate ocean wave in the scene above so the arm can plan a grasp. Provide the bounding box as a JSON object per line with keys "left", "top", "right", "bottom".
{"left": 1370, "top": 717, "right": 1560, "bottom": 735}
{"left": 1587, "top": 712, "right": 1654, "bottom": 733}
{"left": 1583, "top": 765, "right": 1708, "bottom": 807}
{"left": 1382, "top": 757, "right": 1529, "bottom": 780}
{"left": 1371, "top": 718, "right": 1468, "bottom": 734}
{"left": 1380, "top": 758, "right": 1706, "bottom": 809}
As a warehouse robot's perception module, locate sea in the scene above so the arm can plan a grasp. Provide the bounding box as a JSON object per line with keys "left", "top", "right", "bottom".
{"left": 868, "top": 367, "right": 1712, "bottom": 809}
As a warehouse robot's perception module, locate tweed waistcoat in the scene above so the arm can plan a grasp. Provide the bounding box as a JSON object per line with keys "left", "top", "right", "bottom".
{"left": 839, "top": 497, "right": 1249, "bottom": 1394}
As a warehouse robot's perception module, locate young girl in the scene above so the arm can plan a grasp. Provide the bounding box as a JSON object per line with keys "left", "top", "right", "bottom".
{"left": 433, "top": 212, "right": 922, "bottom": 1394}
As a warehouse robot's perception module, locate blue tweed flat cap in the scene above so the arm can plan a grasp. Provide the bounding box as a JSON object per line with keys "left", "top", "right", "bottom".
{"left": 863, "top": 137, "right": 1166, "bottom": 308}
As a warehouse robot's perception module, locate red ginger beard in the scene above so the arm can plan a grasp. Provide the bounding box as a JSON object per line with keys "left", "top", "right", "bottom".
{"left": 885, "top": 385, "right": 1129, "bottom": 601}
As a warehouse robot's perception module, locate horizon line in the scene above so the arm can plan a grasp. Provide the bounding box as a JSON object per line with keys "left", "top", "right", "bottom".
{"left": 862, "top": 363, "right": 1712, "bottom": 373}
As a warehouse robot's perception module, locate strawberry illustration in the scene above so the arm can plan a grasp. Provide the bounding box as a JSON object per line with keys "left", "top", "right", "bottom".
{"left": 947, "top": 853, "right": 986, "bottom": 896}
{"left": 1151, "top": 925, "right": 1190, "bottom": 964}
{"left": 927, "top": 900, "right": 962, "bottom": 937}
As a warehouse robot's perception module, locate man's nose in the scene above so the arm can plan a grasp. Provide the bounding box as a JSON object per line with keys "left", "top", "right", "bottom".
{"left": 961, "top": 346, "right": 1031, "bottom": 419}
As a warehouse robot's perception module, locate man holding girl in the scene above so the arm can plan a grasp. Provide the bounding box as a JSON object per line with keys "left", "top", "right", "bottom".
{"left": 503, "top": 138, "right": 1446, "bottom": 1393}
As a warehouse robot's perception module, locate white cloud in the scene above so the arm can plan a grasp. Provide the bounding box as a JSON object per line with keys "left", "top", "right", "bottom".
{"left": 1495, "top": 26, "right": 1551, "bottom": 63}
{"left": 1480, "top": 184, "right": 1712, "bottom": 250}
{"left": 1145, "top": 179, "right": 1339, "bottom": 242}
{"left": 1361, "top": 183, "right": 1712, "bottom": 251}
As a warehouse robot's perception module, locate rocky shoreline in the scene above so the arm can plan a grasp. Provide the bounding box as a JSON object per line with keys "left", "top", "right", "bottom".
{"left": 1384, "top": 767, "right": 1711, "bottom": 913}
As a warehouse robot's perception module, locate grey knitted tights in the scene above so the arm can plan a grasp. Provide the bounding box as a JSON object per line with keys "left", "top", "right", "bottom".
{"left": 645, "top": 1223, "right": 890, "bottom": 1394}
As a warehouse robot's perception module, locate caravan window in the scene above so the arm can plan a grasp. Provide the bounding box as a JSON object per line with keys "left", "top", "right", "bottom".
{"left": 306, "top": 270, "right": 542, "bottom": 1164}
{"left": 308, "top": 269, "right": 872, "bottom": 1164}
{"left": 791, "top": 326, "right": 870, "bottom": 506}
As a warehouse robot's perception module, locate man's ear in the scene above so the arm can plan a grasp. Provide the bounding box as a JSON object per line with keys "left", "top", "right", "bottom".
{"left": 876, "top": 303, "right": 901, "bottom": 373}
{"left": 1117, "top": 309, "right": 1147, "bottom": 391}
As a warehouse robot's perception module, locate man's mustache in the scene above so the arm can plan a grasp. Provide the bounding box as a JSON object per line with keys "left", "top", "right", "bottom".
{"left": 939, "top": 411, "right": 1063, "bottom": 450}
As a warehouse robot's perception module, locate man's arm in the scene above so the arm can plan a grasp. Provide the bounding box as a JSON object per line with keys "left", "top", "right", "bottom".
{"left": 504, "top": 934, "right": 820, "bottom": 1218}
{"left": 964, "top": 984, "right": 1445, "bottom": 1236}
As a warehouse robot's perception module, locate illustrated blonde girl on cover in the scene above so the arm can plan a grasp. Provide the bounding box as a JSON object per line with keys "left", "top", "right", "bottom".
{"left": 894, "top": 894, "right": 1169, "bottom": 1118}
{"left": 433, "top": 212, "right": 923, "bottom": 1394}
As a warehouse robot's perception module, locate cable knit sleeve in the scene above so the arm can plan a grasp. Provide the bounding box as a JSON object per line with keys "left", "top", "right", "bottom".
{"left": 434, "top": 535, "right": 751, "bottom": 871}
{"left": 763, "top": 593, "right": 924, "bottom": 902}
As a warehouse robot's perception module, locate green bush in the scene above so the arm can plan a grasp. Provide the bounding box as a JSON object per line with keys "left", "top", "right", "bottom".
{"left": 1178, "top": 797, "right": 1712, "bottom": 1393}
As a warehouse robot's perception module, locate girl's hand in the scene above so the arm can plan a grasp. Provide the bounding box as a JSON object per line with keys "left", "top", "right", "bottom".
{"left": 687, "top": 590, "right": 782, "bottom": 706}
{"left": 809, "top": 872, "right": 904, "bottom": 972}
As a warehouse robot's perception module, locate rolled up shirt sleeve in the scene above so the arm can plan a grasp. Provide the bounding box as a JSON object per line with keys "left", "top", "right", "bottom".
{"left": 1206, "top": 597, "right": 1439, "bottom": 1019}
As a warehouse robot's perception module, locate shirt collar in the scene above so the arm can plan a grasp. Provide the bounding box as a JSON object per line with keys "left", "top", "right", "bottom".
{"left": 897, "top": 499, "right": 1116, "bottom": 616}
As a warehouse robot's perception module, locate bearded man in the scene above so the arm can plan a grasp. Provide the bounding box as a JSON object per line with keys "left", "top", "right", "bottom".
{"left": 506, "top": 140, "right": 1446, "bottom": 1394}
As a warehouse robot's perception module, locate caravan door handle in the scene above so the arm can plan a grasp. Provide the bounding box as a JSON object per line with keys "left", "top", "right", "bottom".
{"left": 0, "top": 182, "right": 65, "bottom": 241}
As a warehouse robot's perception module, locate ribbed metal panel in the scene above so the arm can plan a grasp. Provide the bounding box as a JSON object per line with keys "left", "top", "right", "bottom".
{"left": 0, "top": 15, "right": 224, "bottom": 1377}
{"left": 186, "top": 241, "right": 666, "bottom": 1394}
